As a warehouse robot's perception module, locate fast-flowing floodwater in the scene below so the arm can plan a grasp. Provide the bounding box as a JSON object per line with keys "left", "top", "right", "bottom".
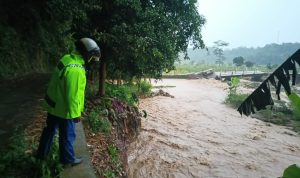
{"left": 128, "top": 79, "right": 300, "bottom": 178}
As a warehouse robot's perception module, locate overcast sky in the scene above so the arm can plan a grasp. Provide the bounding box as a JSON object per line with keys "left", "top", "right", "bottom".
{"left": 197, "top": 0, "right": 300, "bottom": 48}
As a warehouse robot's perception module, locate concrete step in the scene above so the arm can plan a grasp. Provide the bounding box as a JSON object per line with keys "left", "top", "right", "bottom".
{"left": 61, "top": 122, "right": 96, "bottom": 178}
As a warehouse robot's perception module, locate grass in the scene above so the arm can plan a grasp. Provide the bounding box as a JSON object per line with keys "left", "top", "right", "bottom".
{"left": 106, "top": 83, "right": 139, "bottom": 106}
{"left": 168, "top": 63, "right": 270, "bottom": 75}
{"left": 254, "top": 101, "right": 300, "bottom": 133}
{"left": 226, "top": 92, "right": 300, "bottom": 133}
{"left": 138, "top": 80, "right": 152, "bottom": 95}
{"left": 256, "top": 106, "right": 290, "bottom": 125}
{"left": 0, "top": 130, "right": 63, "bottom": 178}
{"left": 103, "top": 169, "right": 116, "bottom": 178}
{"left": 225, "top": 92, "right": 248, "bottom": 108}
{"left": 85, "top": 79, "right": 148, "bottom": 177}
{"left": 225, "top": 76, "right": 300, "bottom": 134}
{"left": 103, "top": 144, "right": 122, "bottom": 178}
{"left": 87, "top": 80, "right": 153, "bottom": 106}
{"left": 243, "top": 81, "right": 261, "bottom": 89}
{"left": 225, "top": 77, "right": 248, "bottom": 108}
{"left": 108, "top": 145, "right": 118, "bottom": 163}
{"left": 84, "top": 98, "right": 126, "bottom": 178}
{"left": 87, "top": 109, "right": 111, "bottom": 134}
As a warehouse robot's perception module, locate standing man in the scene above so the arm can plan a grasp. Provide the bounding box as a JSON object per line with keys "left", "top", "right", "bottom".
{"left": 37, "top": 38, "right": 101, "bottom": 166}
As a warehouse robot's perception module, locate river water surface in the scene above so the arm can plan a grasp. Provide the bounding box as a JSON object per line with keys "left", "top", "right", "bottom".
{"left": 128, "top": 79, "right": 300, "bottom": 178}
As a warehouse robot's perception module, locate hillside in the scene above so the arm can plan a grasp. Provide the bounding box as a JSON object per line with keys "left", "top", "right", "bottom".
{"left": 184, "top": 43, "right": 300, "bottom": 65}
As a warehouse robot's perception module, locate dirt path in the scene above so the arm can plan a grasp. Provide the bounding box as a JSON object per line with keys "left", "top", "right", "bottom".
{"left": 0, "top": 73, "right": 49, "bottom": 149}
{"left": 128, "top": 79, "right": 300, "bottom": 178}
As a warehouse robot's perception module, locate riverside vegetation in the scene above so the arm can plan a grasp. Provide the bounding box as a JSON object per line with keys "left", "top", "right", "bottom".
{"left": 0, "top": 129, "right": 63, "bottom": 178}
{"left": 0, "top": 78, "right": 152, "bottom": 178}
{"left": 225, "top": 77, "right": 300, "bottom": 177}
{"left": 225, "top": 77, "right": 300, "bottom": 134}
{"left": 80, "top": 80, "right": 153, "bottom": 177}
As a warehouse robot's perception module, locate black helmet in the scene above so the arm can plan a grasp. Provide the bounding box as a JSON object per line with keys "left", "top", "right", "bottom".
{"left": 75, "top": 38, "right": 101, "bottom": 62}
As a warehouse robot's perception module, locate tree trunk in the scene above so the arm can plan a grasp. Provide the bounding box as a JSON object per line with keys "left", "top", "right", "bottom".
{"left": 117, "top": 79, "right": 121, "bottom": 85}
{"left": 99, "top": 59, "right": 106, "bottom": 97}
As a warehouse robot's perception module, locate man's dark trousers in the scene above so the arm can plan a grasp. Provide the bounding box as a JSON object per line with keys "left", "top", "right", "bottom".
{"left": 37, "top": 113, "right": 76, "bottom": 164}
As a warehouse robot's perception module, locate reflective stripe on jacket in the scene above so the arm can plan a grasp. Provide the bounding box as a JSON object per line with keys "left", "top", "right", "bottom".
{"left": 44, "top": 52, "right": 86, "bottom": 119}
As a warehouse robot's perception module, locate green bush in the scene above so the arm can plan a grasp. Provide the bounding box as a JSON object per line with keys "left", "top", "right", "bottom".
{"left": 104, "top": 144, "right": 123, "bottom": 178}
{"left": 227, "top": 77, "right": 240, "bottom": 94}
{"left": 225, "top": 93, "right": 248, "bottom": 108}
{"left": 0, "top": 132, "right": 63, "bottom": 178}
{"left": 258, "top": 109, "right": 290, "bottom": 125}
{"left": 103, "top": 169, "right": 116, "bottom": 178}
{"left": 88, "top": 109, "right": 111, "bottom": 134}
{"left": 225, "top": 77, "right": 248, "bottom": 108}
{"left": 0, "top": 19, "right": 74, "bottom": 79}
{"left": 292, "top": 110, "right": 300, "bottom": 121}
{"left": 106, "top": 83, "right": 139, "bottom": 106}
{"left": 86, "top": 80, "right": 152, "bottom": 105}
{"left": 138, "top": 80, "right": 152, "bottom": 95}
{"left": 289, "top": 94, "right": 300, "bottom": 121}
{"left": 282, "top": 164, "right": 300, "bottom": 178}
{"left": 35, "top": 138, "right": 63, "bottom": 178}
{"left": 108, "top": 145, "right": 118, "bottom": 163}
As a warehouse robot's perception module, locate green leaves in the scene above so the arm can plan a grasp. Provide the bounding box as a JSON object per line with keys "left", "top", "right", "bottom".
{"left": 282, "top": 164, "right": 300, "bottom": 178}
{"left": 88, "top": 109, "right": 111, "bottom": 134}
{"left": 231, "top": 77, "right": 240, "bottom": 88}
{"left": 108, "top": 145, "right": 118, "bottom": 163}
{"left": 233, "top": 56, "right": 245, "bottom": 66}
{"left": 225, "top": 77, "right": 247, "bottom": 107}
{"left": 0, "top": 0, "right": 206, "bottom": 88}
{"left": 0, "top": 132, "right": 63, "bottom": 178}
{"left": 82, "top": 0, "right": 205, "bottom": 81}
{"left": 213, "top": 40, "right": 229, "bottom": 65}
{"left": 288, "top": 92, "right": 300, "bottom": 120}
{"left": 138, "top": 80, "right": 152, "bottom": 95}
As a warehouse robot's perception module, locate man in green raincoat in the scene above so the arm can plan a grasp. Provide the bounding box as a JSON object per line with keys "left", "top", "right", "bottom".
{"left": 37, "top": 38, "right": 101, "bottom": 166}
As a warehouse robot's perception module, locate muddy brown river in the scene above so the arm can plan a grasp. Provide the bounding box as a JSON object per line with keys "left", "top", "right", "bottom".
{"left": 128, "top": 79, "right": 300, "bottom": 178}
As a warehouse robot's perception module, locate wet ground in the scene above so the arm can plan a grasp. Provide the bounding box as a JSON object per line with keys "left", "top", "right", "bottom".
{"left": 128, "top": 79, "right": 300, "bottom": 178}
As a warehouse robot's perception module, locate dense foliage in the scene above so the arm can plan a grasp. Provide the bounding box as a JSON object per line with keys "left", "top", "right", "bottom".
{"left": 244, "top": 61, "right": 255, "bottom": 67}
{"left": 232, "top": 56, "right": 245, "bottom": 66}
{"left": 225, "top": 77, "right": 248, "bottom": 108}
{"left": 0, "top": 0, "right": 206, "bottom": 95}
{"left": 0, "top": 131, "right": 63, "bottom": 178}
{"left": 0, "top": 0, "right": 74, "bottom": 78}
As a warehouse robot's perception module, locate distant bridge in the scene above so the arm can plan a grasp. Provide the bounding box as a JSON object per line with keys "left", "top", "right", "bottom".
{"left": 163, "top": 70, "right": 269, "bottom": 80}
{"left": 163, "top": 70, "right": 300, "bottom": 84}
{"left": 216, "top": 71, "right": 269, "bottom": 80}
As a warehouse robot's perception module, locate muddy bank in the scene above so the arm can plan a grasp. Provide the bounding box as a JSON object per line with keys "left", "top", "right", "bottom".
{"left": 128, "top": 79, "right": 300, "bottom": 178}
{"left": 83, "top": 97, "right": 142, "bottom": 177}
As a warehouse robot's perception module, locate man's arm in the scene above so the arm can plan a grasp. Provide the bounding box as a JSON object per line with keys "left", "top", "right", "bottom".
{"left": 63, "top": 68, "right": 86, "bottom": 119}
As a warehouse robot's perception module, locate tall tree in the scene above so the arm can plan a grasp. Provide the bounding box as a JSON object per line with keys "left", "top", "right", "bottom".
{"left": 245, "top": 61, "right": 255, "bottom": 68}
{"left": 233, "top": 56, "right": 245, "bottom": 66}
{"left": 213, "top": 40, "right": 229, "bottom": 65}
{"left": 74, "top": 0, "right": 206, "bottom": 95}
{"left": 0, "top": 0, "right": 206, "bottom": 97}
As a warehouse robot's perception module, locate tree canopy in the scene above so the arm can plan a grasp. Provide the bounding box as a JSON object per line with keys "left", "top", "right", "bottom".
{"left": 233, "top": 56, "right": 245, "bottom": 66}
{"left": 0, "top": 0, "right": 205, "bottom": 86}
{"left": 245, "top": 61, "right": 255, "bottom": 68}
{"left": 213, "top": 40, "right": 229, "bottom": 65}
{"left": 0, "top": 0, "right": 206, "bottom": 94}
